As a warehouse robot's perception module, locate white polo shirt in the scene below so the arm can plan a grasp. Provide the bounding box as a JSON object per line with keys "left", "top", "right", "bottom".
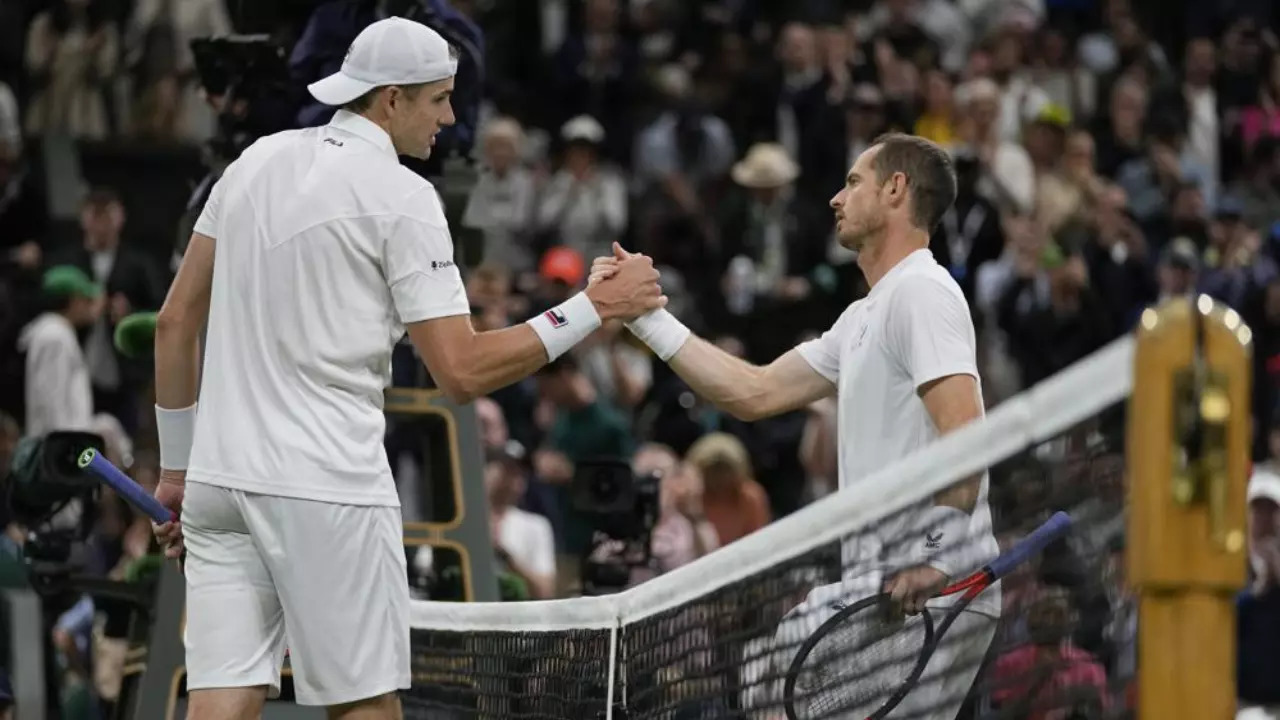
{"left": 187, "top": 110, "right": 470, "bottom": 507}
{"left": 797, "top": 249, "right": 1000, "bottom": 617}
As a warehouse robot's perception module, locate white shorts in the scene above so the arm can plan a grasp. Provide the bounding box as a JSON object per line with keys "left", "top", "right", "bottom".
{"left": 181, "top": 481, "right": 411, "bottom": 706}
{"left": 770, "top": 582, "right": 997, "bottom": 719}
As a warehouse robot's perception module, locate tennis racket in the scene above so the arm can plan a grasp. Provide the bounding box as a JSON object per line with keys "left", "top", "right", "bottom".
{"left": 77, "top": 448, "right": 175, "bottom": 524}
{"left": 782, "top": 511, "right": 1073, "bottom": 720}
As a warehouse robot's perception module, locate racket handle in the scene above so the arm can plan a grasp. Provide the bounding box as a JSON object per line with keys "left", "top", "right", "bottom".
{"left": 78, "top": 449, "right": 177, "bottom": 524}
{"left": 987, "top": 511, "right": 1073, "bottom": 580}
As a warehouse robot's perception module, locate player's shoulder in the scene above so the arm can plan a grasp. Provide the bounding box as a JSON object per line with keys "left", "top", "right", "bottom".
{"left": 389, "top": 176, "right": 449, "bottom": 228}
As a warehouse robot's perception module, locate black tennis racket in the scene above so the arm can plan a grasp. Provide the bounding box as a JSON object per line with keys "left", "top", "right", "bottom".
{"left": 782, "top": 511, "right": 1072, "bottom": 720}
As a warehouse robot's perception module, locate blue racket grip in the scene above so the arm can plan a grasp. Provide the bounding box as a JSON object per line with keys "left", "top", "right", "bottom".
{"left": 986, "top": 511, "right": 1073, "bottom": 580}
{"left": 78, "top": 449, "right": 176, "bottom": 524}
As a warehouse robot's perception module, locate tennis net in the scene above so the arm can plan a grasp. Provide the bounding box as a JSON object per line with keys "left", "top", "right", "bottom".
{"left": 404, "top": 337, "right": 1137, "bottom": 720}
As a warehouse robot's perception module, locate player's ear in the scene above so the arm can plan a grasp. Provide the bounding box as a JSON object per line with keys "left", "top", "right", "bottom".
{"left": 883, "top": 171, "right": 908, "bottom": 208}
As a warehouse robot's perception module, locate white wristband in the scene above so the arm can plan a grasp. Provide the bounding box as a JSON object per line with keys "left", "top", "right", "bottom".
{"left": 625, "top": 309, "right": 691, "bottom": 362}
{"left": 156, "top": 403, "right": 197, "bottom": 471}
{"left": 526, "top": 292, "right": 602, "bottom": 362}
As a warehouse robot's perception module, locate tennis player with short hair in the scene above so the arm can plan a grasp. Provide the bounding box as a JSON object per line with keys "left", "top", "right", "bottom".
{"left": 593, "top": 133, "right": 1000, "bottom": 717}
{"left": 151, "top": 17, "right": 663, "bottom": 720}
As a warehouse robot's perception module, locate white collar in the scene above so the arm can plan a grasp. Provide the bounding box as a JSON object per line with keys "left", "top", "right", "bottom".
{"left": 327, "top": 110, "right": 398, "bottom": 159}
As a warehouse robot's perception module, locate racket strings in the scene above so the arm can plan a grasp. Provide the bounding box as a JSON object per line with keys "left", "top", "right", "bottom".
{"left": 794, "top": 609, "right": 930, "bottom": 719}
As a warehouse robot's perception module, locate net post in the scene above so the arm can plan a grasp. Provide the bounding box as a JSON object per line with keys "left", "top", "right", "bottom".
{"left": 1127, "top": 296, "right": 1251, "bottom": 720}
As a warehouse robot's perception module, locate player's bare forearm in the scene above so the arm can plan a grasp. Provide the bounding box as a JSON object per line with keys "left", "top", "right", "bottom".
{"left": 155, "top": 232, "right": 214, "bottom": 410}
{"left": 407, "top": 317, "right": 549, "bottom": 404}
{"left": 919, "top": 373, "right": 985, "bottom": 513}
{"left": 667, "top": 340, "right": 834, "bottom": 421}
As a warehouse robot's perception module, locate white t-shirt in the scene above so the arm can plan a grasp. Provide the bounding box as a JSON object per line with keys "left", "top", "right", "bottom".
{"left": 19, "top": 312, "right": 93, "bottom": 437}
{"left": 496, "top": 508, "right": 556, "bottom": 581}
{"left": 797, "top": 249, "right": 1000, "bottom": 617}
{"left": 188, "top": 110, "right": 470, "bottom": 506}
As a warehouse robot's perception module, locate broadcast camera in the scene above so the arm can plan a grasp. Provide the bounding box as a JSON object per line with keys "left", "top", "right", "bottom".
{"left": 571, "top": 459, "right": 661, "bottom": 596}
{"left": 190, "top": 35, "right": 297, "bottom": 165}
{"left": 175, "top": 36, "right": 297, "bottom": 262}
{"left": 3, "top": 431, "right": 106, "bottom": 595}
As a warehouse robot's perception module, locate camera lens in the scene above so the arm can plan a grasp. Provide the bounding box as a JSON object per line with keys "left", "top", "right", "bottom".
{"left": 592, "top": 471, "right": 620, "bottom": 504}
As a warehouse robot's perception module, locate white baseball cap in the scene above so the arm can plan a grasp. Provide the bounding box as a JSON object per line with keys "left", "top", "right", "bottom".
{"left": 308, "top": 17, "right": 458, "bottom": 106}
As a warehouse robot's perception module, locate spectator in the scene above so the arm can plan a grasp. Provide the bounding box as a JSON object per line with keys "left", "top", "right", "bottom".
{"left": 54, "top": 188, "right": 164, "bottom": 430}
{"left": 1200, "top": 196, "right": 1277, "bottom": 310}
{"left": 989, "top": 26, "right": 1052, "bottom": 144}
{"left": 913, "top": 68, "right": 957, "bottom": 148}
{"left": 573, "top": 321, "right": 652, "bottom": 411}
{"left": 1237, "top": 50, "right": 1280, "bottom": 154}
{"left": 630, "top": 443, "right": 719, "bottom": 584}
{"left": 1238, "top": 465, "right": 1280, "bottom": 713}
{"left": 955, "top": 77, "right": 1036, "bottom": 214}
{"left": 532, "top": 354, "right": 634, "bottom": 590}
{"left": 1154, "top": 237, "right": 1201, "bottom": 304}
{"left": 24, "top": 0, "right": 120, "bottom": 139}
{"left": 536, "top": 115, "right": 628, "bottom": 263}
{"left": 487, "top": 445, "right": 556, "bottom": 600}
{"left": 748, "top": 21, "right": 845, "bottom": 195}
{"left": 1231, "top": 137, "right": 1280, "bottom": 236}
{"left": 998, "top": 241, "right": 1111, "bottom": 387}
{"left": 1028, "top": 26, "right": 1097, "bottom": 123}
{"left": 123, "top": 0, "right": 232, "bottom": 141}
{"left": 990, "top": 586, "right": 1110, "bottom": 719}
{"left": 463, "top": 117, "right": 536, "bottom": 274}
{"left": 1116, "top": 121, "right": 1214, "bottom": 226}
{"left": 549, "top": 0, "right": 635, "bottom": 162}
{"left": 684, "top": 432, "right": 770, "bottom": 546}
{"left": 933, "top": 150, "right": 1005, "bottom": 305}
{"left": 718, "top": 142, "right": 828, "bottom": 361}
{"left": 1091, "top": 75, "right": 1148, "bottom": 178}
{"left": 633, "top": 63, "right": 736, "bottom": 271}
{"left": 19, "top": 266, "right": 101, "bottom": 437}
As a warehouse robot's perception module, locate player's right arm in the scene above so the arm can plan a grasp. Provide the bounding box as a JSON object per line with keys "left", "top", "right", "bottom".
{"left": 665, "top": 340, "right": 835, "bottom": 421}
{"left": 405, "top": 263, "right": 660, "bottom": 404}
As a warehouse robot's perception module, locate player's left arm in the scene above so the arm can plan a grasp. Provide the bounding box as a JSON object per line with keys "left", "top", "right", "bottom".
{"left": 919, "top": 373, "right": 984, "bottom": 513}
{"left": 884, "top": 273, "right": 985, "bottom": 613}
{"left": 155, "top": 231, "right": 213, "bottom": 414}
{"left": 150, "top": 230, "right": 213, "bottom": 556}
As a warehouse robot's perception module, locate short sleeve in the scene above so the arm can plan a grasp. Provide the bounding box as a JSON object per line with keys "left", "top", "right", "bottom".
{"left": 382, "top": 192, "right": 471, "bottom": 324}
{"left": 796, "top": 304, "right": 857, "bottom": 383}
{"left": 192, "top": 169, "right": 229, "bottom": 238}
{"left": 884, "top": 274, "right": 978, "bottom": 390}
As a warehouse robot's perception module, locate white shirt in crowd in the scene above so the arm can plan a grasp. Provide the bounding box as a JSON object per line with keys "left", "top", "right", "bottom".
{"left": 796, "top": 249, "right": 1000, "bottom": 617}
{"left": 189, "top": 109, "right": 470, "bottom": 507}
{"left": 461, "top": 165, "right": 536, "bottom": 272}
{"left": 535, "top": 166, "right": 628, "bottom": 261}
{"left": 19, "top": 312, "right": 94, "bottom": 437}
{"left": 494, "top": 508, "right": 556, "bottom": 582}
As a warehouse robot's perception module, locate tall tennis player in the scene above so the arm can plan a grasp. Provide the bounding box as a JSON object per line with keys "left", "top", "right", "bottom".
{"left": 592, "top": 133, "right": 1000, "bottom": 717}
{"left": 150, "top": 17, "right": 664, "bottom": 720}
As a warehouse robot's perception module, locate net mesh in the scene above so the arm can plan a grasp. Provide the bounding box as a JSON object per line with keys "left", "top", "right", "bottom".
{"left": 403, "top": 339, "right": 1137, "bottom": 720}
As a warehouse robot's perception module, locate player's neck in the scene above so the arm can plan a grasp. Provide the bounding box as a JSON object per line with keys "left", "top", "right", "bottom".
{"left": 858, "top": 232, "right": 929, "bottom": 288}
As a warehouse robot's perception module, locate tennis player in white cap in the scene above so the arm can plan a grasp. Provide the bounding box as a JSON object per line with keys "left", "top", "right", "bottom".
{"left": 151, "top": 16, "right": 663, "bottom": 720}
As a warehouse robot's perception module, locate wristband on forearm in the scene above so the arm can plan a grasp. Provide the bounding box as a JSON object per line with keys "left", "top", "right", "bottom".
{"left": 156, "top": 403, "right": 197, "bottom": 471}
{"left": 526, "top": 292, "right": 602, "bottom": 362}
{"left": 626, "top": 309, "right": 692, "bottom": 362}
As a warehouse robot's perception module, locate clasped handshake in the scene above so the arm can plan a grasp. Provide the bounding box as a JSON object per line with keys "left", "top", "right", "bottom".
{"left": 584, "top": 242, "right": 669, "bottom": 322}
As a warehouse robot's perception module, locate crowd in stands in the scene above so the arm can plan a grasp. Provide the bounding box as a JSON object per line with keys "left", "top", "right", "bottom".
{"left": 1, "top": 0, "right": 1279, "bottom": 717}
